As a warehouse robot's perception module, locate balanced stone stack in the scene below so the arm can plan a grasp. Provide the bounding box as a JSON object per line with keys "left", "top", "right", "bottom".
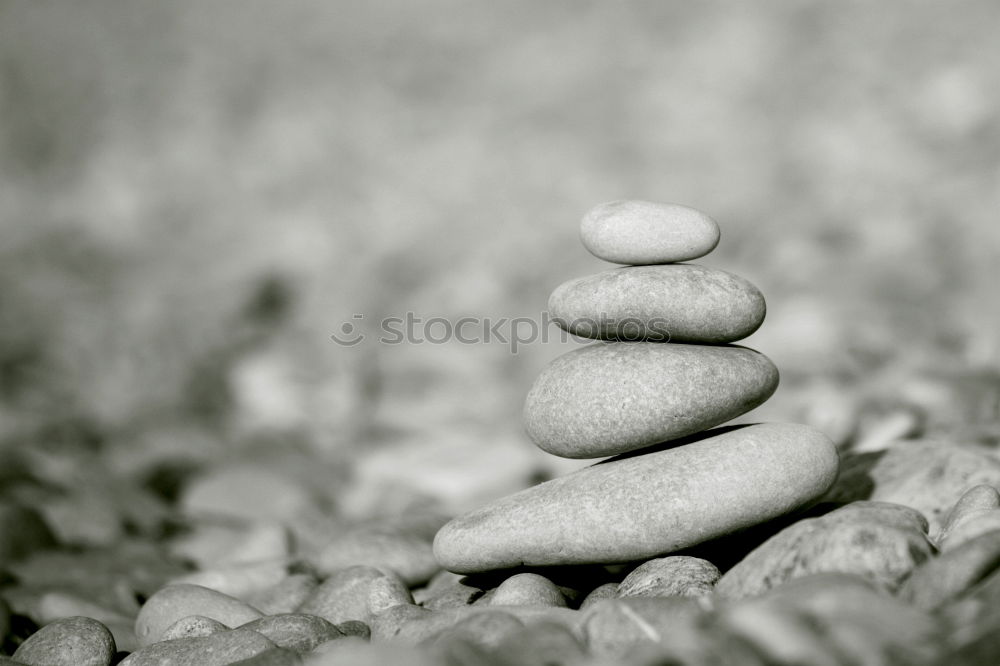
{"left": 434, "top": 200, "right": 839, "bottom": 573}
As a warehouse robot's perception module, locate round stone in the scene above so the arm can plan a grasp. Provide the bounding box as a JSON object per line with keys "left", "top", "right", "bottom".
{"left": 433, "top": 423, "right": 838, "bottom": 573}
{"left": 524, "top": 342, "right": 779, "bottom": 458}
{"left": 580, "top": 200, "right": 720, "bottom": 265}
{"left": 13, "top": 616, "right": 116, "bottom": 666}
{"left": 548, "top": 265, "right": 765, "bottom": 343}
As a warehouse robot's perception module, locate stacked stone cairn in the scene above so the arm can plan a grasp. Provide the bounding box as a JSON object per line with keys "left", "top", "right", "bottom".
{"left": 434, "top": 200, "right": 840, "bottom": 573}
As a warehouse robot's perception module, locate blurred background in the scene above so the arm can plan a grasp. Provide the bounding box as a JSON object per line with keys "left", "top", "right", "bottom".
{"left": 2, "top": 0, "right": 1000, "bottom": 527}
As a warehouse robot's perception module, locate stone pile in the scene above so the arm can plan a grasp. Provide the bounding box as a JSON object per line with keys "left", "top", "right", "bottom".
{"left": 434, "top": 200, "right": 840, "bottom": 572}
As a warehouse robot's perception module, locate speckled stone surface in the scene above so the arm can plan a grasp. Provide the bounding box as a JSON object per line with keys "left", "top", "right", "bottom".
{"left": 12, "top": 616, "right": 116, "bottom": 666}
{"left": 523, "top": 342, "right": 779, "bottom": 458}
{"left": 433, "top": 423, "right": 839, "bottom": 573}
{"left": 548, "top": 265, "right": 765, "bottom": 343}
{"left": 580, "top": 201, "right": 720, "bottom": 265}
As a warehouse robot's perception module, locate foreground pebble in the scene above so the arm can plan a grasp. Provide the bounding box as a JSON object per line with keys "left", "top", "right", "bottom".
{"left": 580, "top": 597, "right": 705, "bottom": 656}
{"left": 435, "top": 423, "right": 837, "bottom": 572}
{"left": 12, "top": 616, "right": 116, "bottom": 666}
{"left": 548, "top": 265, "right": 765, "bottom": 343}
{"left": 523, "top": 342, "right": 779, "bottom": 458}
{"left": 579, "top": 200, "right": 720, "bottom": 265}
{"left": 899, "top": 530, "right": 1000, "bottom": 609}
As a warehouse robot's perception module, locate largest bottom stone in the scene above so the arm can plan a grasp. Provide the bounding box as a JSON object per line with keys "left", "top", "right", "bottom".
{"left": 433, "top": 422, "right": 838, "bottom": 573}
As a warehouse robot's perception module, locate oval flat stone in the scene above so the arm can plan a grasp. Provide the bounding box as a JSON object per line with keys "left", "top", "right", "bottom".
{"left": 580, "top": 200, "right": 720, "bottom": 265}
{"left": 434, "top": 423, "right": 838, "bottom": 573}
{"left": 524, "top": 342, "right": 779, "bottom": 458}
{"left": 548, "top": 265, "right": 765, "bottom": 343}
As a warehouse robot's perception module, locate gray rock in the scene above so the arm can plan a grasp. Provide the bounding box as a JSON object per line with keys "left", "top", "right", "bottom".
{"left": 366, "top": 572, "right": 414, "bottom": 617}
{"left": 422, "top": 610, "right": 524, "bottom": 650}
{"left": 938, "top": 484, "right": 1000, "bottom": 550}
{"left": 578, "top": 583, "right": 619, "bottom": 610}
{"left": 900, "top": 530, "right": 1000, "bottom": 609}
{"left": 489, "top": 573, "right": 566, "bottom": 608}
{"left": 724, "top": 573, "right": 942, "bottom": 666}
{"left": 334, "top": 620, "right": 370, "bottom": 640}
{"left": 160, "top": 615, "right": 229, "bottom": 641}
{"left": 580, "top": 597, "right": 704, "bottom": 656}
{"left": 134, "top": 584, "right": 263, "bottom": 646}
{"left": 297, "top": 566, "right": 392, "bottom": 625}
{"left": 302, "top": 638, "right": 441, "bottom": 666}
{"left": 523, "top": 342, "right": 779, "bottom": 458}
{"left": 13, "top": 616, "right": 115, "bottom": 666}
{"left": 548, "top": 265, "right": 765, "bottom": 343}
{"left": 179, "top": 465, "right": 315, "bottom": 524}
{"left": 435, "top": 423, "right": 838, "bottom": 573}
{"left": 119, "top": 628, "right": 275, "bottom": 666}
{"left": 240, "top": 614, "right": 343, "bottom": 653}
{"left": 715, "top": 501, "right": 935, "bottom": 597}
{"left": 229, "top": 647, "right": 302, "bottom": 665}
{"left": 824, "top": 439, "right": 1000, "bottom": 535}
{"left": 315, "top": 527, "right": 439, "bottom": 586}
{"left": 169, "top": 559, "right": 290, "bottom": 600}
{"left": 617, "top": 556, "right": 720, "bottom": 598}
{"left": 579, "top": 200, "right": 720, "bottom": 265}
{"left": 491, "top": 620, "right": 587, "bottom": 666}
{"left": 940, "top": 512, "right": 1000, "bottom": 551}
{"left": 370, "top": 605, "right": 578, "bottom": 645}
{"left": 246, "top": 573, "right": 320, "bottom": 616}
{"left": 417, "top": 573, "right": 483, "bottom": 610}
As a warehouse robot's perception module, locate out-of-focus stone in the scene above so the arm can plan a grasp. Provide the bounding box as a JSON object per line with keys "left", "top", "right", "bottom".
{"left": 170, "top": 560, "right": 290, "bottom": 600}
{"left": 228, "top": 647, "right": 303, "bottom": 666}
{"left": 366, "top": 573, "right": 414, "bottom": 617}
{"left": 900, "top": 531, "right": 1000, "bottom": 609}
{"left": 179, "top": 465, "right": 315, "bottom": 523}
{"left": 0, "top": 503, "right": 56, "bottom": 566}
{"left": 939, "top": 485, "right": 1000, "bottom": 542}
{"left": 160, "top": 615, "right": 229, "bottom": 641}
{"left": 316, "top": 526, "right": 440, "bottom": 586}
{"left": 422, "top": 610, "right": 524, "bottom": 651}
{"left": 169, "top": 522, "right": 293, "bottom": 570}
{"left": 580, "top": 597, "right": 705, "bottom": 657}
{"left": 491, "top": 620, "right": 588, "bottom": 666}
{"left": 247, "top": 573, "right": 320, "bottom": 616}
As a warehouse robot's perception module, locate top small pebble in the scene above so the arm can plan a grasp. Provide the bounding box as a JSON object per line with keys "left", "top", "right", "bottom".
{"left": 580, "top": 200, "right": 721, "bottom": 265}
